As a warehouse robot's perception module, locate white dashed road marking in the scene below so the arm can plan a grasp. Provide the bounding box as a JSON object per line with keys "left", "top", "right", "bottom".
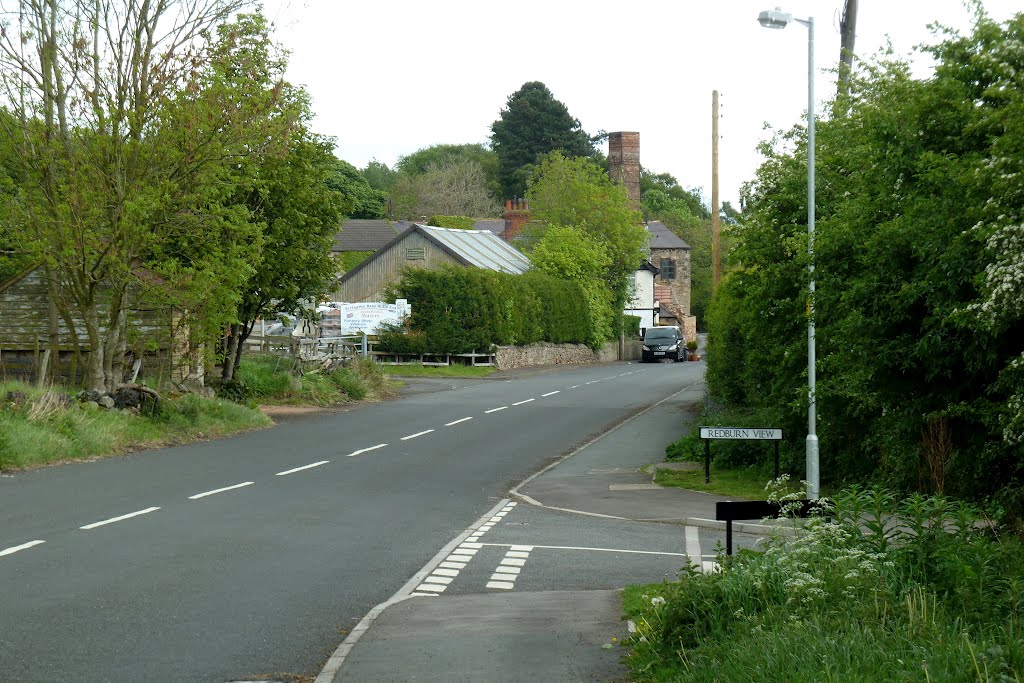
{"left": 541, "top": 391, "right": 559, "bottom": 397}
{"left": 685, "top": 526, "right": 702, "bottom": 568}
{"left": 276, "top": 461, "right": 329, "bottom": 476}
{"left": 488, "top": 544, "right": 534, "bottom": 590}
{"left": 347, "top": 443, "right": 388, "bottom": 457}
{"left": 512, "top": 399, "right": 534, "bottom": 406}
{"left": 188, "top": 481, "right": 251, "bottom": 501}
{"left": 413, "top": 503, "right": 517, "bottom": 594}
{"left": 484, "top": 406, "right": 507, "bottom": 414}
{"left": 80, "top": 506, "right": 160, "bottom": 529}
{"left": 401, "top": 430, "right": 434, "bottom": 441}
{"left": 445, "top": 417, "right": 473, "bottom": 426}
{"left": 0, "top": 540, "right": 45, "bottom": 557}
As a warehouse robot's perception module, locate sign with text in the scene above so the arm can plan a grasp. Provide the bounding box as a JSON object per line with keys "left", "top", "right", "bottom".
{"left": 319, "top": 300, "right": 411, "bottom": 336}
{"left": 699, "top": 427, "right": 783, "bottom": 441}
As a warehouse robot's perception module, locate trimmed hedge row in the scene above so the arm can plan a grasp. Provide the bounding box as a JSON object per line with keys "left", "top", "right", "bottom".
{"left": 379, "top": 266, "right": 596, "bottom": 353}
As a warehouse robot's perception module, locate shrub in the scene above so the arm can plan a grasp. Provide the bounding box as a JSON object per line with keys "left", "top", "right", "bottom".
{"left": 625, "top": 487, "right": 1024, "bottom": 682}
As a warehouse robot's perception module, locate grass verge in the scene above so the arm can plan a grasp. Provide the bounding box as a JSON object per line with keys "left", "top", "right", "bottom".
{"left": 653, "top": 465, "right": 781, "bottom": 500}
{"left": 214, "top": 355, "right": 396, "bottom": 405}
{"left": 0, "top": 381, "right": 270, "bottom": 470}
{"left": 623, "top": 487, "right": 1024, "bottom": 682}
{"left": 379, "top": 362, "right": 495, "bottom": 378}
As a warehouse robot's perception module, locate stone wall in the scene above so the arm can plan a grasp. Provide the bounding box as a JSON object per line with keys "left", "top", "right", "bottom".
{"left": 495, "top": 339, "right": 641, "bottom": 371}
{"left": 681, "top": 316, "right": 698, "bottom": 343}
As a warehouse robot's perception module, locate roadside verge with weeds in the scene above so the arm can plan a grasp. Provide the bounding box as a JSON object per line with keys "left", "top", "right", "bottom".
{"left": 211, "top": 355, "right": 395, "bottom": 406}
{"left": 623, "top": 485, "right": 1024, "bottom": 682}
{"left": 0, "top": 381, "right": 270, "bottom": 470}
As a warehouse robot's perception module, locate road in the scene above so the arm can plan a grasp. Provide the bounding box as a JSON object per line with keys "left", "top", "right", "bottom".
{"left": 0, "top": 360, "right": 703, "bottom": 682}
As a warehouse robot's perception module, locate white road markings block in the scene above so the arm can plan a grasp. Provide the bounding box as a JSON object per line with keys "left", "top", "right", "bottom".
{"left": 433, "top": 568, "right": 459, "bottom": 577}
{"left": 440, "top": 561, "right": 466, "bottom": 570}
{"left": 422, "top": 575, "right": 453, "bottom": 585}
{"left": 0, "top": 540, "right": 45, "bottom": 557}
{"left": 417, "top": 583, "right": 446, "bottom": 593}
{"left": 488, "top": 546, "right": 533, "bottom": 591}
{"left": 80, "top": 507, "right": 161, "bottom": 529}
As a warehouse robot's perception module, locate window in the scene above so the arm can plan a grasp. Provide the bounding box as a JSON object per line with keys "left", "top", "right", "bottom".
{"left": 406, "top": 247, "right": 425, "bottom": 260}
{"left": 659, "top": 258, "right": 676, "bottom": 280}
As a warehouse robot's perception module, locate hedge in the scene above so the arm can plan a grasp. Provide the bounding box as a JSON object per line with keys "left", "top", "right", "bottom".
{"left": 379, "top": 266, "right": 596, "bottom": 353}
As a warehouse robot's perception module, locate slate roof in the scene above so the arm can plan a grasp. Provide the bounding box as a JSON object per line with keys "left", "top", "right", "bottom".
{"left": 333, "top": 219, "right": 415, "bottom": 252}
{"left": 471, "top": 219, "right": 506, "bottom": 236}
{"left": 647, "top": 221, "right": 690, "bottom": 250}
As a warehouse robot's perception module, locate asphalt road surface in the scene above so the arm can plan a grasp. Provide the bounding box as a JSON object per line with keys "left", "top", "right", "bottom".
{"left": 0, "top": 360, "right": 703, "bottom": 682}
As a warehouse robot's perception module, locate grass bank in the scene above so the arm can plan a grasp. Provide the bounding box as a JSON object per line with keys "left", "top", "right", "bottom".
{"left": 623, "top": 487, "right": 1024, "bottom": 682}
{"left": 212, "top": 355, "right": 395, "bottom": 405}
{"left": 0, "top": 381, "right": 270, "bottom": 470}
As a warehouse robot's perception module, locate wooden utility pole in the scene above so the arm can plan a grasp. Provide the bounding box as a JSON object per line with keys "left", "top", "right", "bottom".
{"left": 838, "top": 0, "right": 858, "bottom": 101}
{"left": 711, "top": 90, "right": 721, "bottom": 291}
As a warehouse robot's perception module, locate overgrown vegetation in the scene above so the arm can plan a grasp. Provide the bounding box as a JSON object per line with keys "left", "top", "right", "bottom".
{"left": 211, "top": 354, "right": 392, "bottom": 406}
{"left": 0, "top": 381, "right": 270, "bottom": 470}
{"left": 703, "top": 11, "right": 1024, "bottom": 521}
{"left": 624, "top": 487, "right": 1024, "bottom": 682}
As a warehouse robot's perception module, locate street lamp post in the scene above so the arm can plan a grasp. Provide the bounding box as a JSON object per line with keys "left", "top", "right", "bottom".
{"left": 758, "top": 7, "right": 818, "bottom": 499}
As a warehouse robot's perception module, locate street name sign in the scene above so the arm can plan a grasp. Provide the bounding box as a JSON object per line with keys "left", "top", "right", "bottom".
{"left": 699, "top": 427, "right": 783, "bottom": 440}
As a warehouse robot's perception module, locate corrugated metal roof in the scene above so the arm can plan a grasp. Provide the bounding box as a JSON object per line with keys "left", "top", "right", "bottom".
{"left": 647, "top": 221, "right": 691, "bottom": 250}
{"left": 416, "top": 225, "right": 531, "bottom": 274}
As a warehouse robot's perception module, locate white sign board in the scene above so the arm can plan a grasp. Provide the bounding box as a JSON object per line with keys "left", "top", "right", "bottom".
{"left": 699, "top": 427, "right": 783, "bottom": 441}
{"left": 319, "top": 301, "right": 411, "bottom": 335}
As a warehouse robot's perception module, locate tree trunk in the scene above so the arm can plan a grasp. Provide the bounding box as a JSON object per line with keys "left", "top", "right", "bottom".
{"left": 221, "top": 323, "right": 241, "bottom": 381}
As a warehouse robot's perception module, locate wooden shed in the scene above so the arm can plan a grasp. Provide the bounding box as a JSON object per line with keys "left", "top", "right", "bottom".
{"left": 332, "top": 224, "right": 532, "bottom": 303}
{"left": 0, "top": 265, "right": 197, "bottom": 385}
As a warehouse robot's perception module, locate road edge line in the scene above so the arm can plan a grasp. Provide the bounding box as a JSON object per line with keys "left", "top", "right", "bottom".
{"left": 314, "top": 498, "right": 511, "bottom": 683}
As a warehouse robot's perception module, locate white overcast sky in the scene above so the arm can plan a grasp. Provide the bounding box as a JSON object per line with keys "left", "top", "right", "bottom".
{"left": 258, "top": 0, "right": 1020, "bottom": 208}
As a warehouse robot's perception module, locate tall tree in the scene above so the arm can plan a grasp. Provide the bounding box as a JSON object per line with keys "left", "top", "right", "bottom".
{"left": 390, "top": 158, "right": 499, "bottom": 220}
{"left": 490, "top": 82, "right": 594, "bottom": 199}
{"left": 214, "top": 14, "right": 345, "bottom": 381}
{"left": 0, "top": 0, "right": 265, "bottom": 391}
{"left": 396, "top": 143, "right": 501, "bottom": 200}
{"left": 526, "top": 152, "right": 648, "bottom": 333}
{"left": 327, "top": 159, "right": 388, "bottom": 219}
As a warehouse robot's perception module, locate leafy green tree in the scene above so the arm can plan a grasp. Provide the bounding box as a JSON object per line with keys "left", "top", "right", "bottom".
{"left": 362, "top": 159, "right": 397, "bottom": 193}
{"left": 220, "top": 131, "right": 344, "bottom": 380}
{"left": 641, "top": 170, "right": 710, "bottom": 220}
{"left": 491, "top": 82, "right": 595, "bottom": 199}
{"left": 0, "top": 0, "right": 262, "bottom": 391}
{"left": 327, "top": 159, "right": 387, "bottom": 219}
{"left": 526, "top": 153, "right": 648, "bottom": 336}
{"left": 529, "top": 225, "right": 613, "bottom": 346}
{"left": 705, "top": 10, "right": 1024, "bottom": 519}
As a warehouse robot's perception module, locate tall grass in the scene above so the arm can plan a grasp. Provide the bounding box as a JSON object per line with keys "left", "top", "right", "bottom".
{"left": 216, "top": 354, "right": 394, "bottom": 405}
{"left": 624, "top": 486, "right": 1024, "bottom": 682}
{"left": 0, "top": 381, "right": 270, "bottom": 470}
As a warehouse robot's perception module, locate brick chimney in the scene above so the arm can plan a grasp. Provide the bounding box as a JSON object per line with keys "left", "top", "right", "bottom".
{"left": 502, "top": 198, "right": 530, "bottom": 242}
{"left": 608, "top": 131, "right": 641, "bottom": 207}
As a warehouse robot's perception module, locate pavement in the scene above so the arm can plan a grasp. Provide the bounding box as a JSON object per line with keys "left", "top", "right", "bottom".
{"left": 316, "top": 343, "right": 770, "bottom": 683}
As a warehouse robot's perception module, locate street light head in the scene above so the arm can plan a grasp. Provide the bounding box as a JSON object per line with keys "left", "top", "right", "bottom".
{"left": 758, "top": 7, "right": 792, "bottom": 29}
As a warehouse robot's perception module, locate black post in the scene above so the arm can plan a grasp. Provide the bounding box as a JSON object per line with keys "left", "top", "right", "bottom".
{"left": 704, "top": 439, "right": 711, "bottom": 484}
{"left": 726, "top": 520, "right": 733, "bottom": 556}
{"left": 774, "top": 441, "right": 780, "bottom": 480}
